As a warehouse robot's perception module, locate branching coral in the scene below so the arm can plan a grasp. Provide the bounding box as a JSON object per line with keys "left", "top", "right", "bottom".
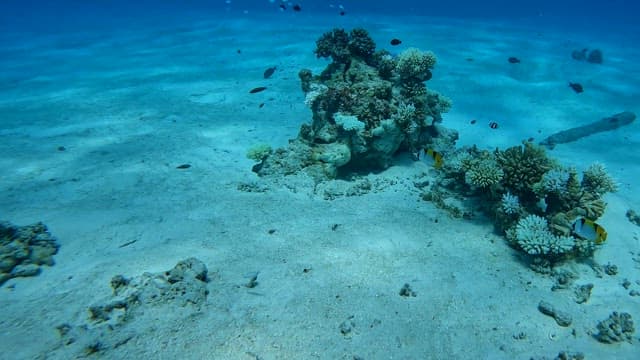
{"left": 501, "top": 192, "right": 520, "bottom": 215}
{"left": 514, "top": 215, "right": 575, "bottom": 256}
{"left": 496, "top": 142, "right": 555, "bottom": 198}
{"left": 395, "top": 48, "right": 437, "bottom": 81}
{"left": 347, "top": 28, "right": 376, "bottom": 60}
{"left": 464, "top": 159, "right": 504, "bottom": 188}
{"left": 581, "top": 162, "right": 618, "bottom": 196}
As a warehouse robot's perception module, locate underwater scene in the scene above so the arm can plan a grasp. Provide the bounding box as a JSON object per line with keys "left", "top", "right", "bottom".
{"left": 1, "top": 1, "right": 639, "bottom": 359}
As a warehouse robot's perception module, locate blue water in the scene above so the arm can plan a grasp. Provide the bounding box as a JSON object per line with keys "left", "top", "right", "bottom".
{"left": 1, "top": 1, "right": 639, "bottom": 359}
{"left": 2, "top": 0, "right": 638, "bottom": 32}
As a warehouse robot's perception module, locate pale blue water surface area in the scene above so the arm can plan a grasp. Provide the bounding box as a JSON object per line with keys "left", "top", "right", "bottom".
{"left": 1, "top": 1, "right": 639, "bottom": 359}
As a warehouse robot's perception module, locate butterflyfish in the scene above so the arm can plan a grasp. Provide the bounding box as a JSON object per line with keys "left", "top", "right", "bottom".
{"left": 571, "top": 217, "right": 607, "bottom": 244}
{"left": 422, "top": 149, "right": 443, "bottom": 169}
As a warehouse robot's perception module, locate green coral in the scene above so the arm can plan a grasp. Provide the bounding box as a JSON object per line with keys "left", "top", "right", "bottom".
{"left": 246, "top": 144, "right": 273, "bottom": 162}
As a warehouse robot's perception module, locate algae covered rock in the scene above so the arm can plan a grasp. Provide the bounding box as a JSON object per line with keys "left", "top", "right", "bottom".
{"left": 594, "top": 312, "right": 635, "bottom": 343}
{"left": 1, "top": 220, "right": 59, "bottom": 286}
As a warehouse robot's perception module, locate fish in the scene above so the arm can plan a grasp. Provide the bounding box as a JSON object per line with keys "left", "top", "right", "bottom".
{"left": 470, "top": 119, "right": 477, "bottom": 125}
{"left": 572, "top": 217, "right": 607, "bottom": 244}
{"left": 508, "top": 57, "right": 521, "bottom": 63}
{"left": 263, "top": 66, "right": 277, "bottom": 79}
{"left": 339, "top": 10, "right": 346, "bottom": 16}
{"left": 293, "top": 4, "right": 301, "bottom": 11}
{"left": 390, "top": 38, "right": 402, "bottom": 46}
{"left": 421, "top": 149, "right": 444, "bottom": 169}
{"left": 249, "top": 86, "right": 267, "bottom": 94}
{"left": 569, "top": 82, "right": 584, "bottom": 93}
{"left": 489, "top": 121, "right": 499, "bottom": 129}
{"left": 259, "top": 103, "right": 265, "bottom": 108}
{"left": 176, "top": 164, "right": 191, "bottom": 169}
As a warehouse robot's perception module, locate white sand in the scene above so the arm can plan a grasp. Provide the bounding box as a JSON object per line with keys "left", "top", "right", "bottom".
{"left": 1, "top": 12, "right": 639, "bottom": 359}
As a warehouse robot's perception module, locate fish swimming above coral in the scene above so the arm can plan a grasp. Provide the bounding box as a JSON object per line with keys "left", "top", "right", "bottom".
{"left": 572, "top": 217, "right": 607, "bottom": 244}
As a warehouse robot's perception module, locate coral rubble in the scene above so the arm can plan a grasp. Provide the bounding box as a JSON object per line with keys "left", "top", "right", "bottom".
{"left": 1, "top": 221, "right": 59, "bottom": 286}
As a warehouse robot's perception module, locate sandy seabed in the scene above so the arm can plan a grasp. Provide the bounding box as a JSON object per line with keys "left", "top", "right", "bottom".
{"left": 1, "top": 12, "right": 639, "bottom": 360}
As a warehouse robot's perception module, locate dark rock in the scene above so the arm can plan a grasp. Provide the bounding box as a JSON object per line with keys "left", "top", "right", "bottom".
{"left": 587, "top": 49, "right": 603, "bottom": 64}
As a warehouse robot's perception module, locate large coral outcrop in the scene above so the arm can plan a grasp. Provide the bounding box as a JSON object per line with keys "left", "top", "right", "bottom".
{"left": 253, "top": 28, "right": 454, "bottom": 181}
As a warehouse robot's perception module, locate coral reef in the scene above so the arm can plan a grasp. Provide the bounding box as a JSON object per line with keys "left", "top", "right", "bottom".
{"left": 1, "top": 221, "right": 59, "bottom": 286}
{"left": 254, "top": 28, "right": 454, "bottom": 181}
{"left": 423, "top": 140, "right": 617, "bottom": 263}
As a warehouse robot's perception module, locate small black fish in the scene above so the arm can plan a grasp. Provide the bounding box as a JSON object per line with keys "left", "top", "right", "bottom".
{"left": 470, "top": 119, "right": 477, "bottom": 125}
{"left": 176, "top": 164, "right": 191, "bottom": 169}
{"left": 279, "top": 4, "right": 286, "bottom": 10}
{"left": 390, "top": 38, "right": 402, "bottom": 46}
{"left": 263, "top": 66, "right": 276, "bottom": 79}
{"left": 249, "top": 86, "right": 267, "bottom": 94}
{"left": 569, "top": 82, "right": 583, "bottom": 93}
{"left": 293, "top": 4, "right": 301, "bottom": 11}
{"left": 259, "top": 103, "right": 265, "bottom": 108}
{"left": 489, "top": 121, "right": 499, "bottom": 129}
{"left": 236, "top": 49, "right": 241, "bottom": 54}
{"left": 508, "top": 57, "right": 521, "bottom": 63}
{"left": 339, "top": 11, "right": 346, "bottom": 16}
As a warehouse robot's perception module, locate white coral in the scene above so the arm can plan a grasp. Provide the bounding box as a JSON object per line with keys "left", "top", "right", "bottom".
{"left": 334, "top": 113, "right": 365, "bottom": 132}
{"left": 501, "top": 192, "right": 520, "bottom": 215}
{"left": 515, "top": 215, "right": 575, "bottom": 256}
{"left": 304, "top": 84, "right": 328, "bottom": 108}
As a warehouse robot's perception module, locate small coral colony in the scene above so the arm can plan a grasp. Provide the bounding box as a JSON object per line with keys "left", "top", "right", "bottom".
{"left": 248, "top": 28, "right": 617, "bottom": 263}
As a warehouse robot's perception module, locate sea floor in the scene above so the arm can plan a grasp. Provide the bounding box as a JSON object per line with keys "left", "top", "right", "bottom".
{"left": 1, "top": 12, "right": 639, "bottom": 359}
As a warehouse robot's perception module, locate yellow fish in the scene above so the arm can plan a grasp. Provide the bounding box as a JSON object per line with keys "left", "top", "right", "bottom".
{"left": 422, "top": 148, "right": 444, "bottom": 169}
{"left": 572, "top": 217, "right": 607, "bottom": 244}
